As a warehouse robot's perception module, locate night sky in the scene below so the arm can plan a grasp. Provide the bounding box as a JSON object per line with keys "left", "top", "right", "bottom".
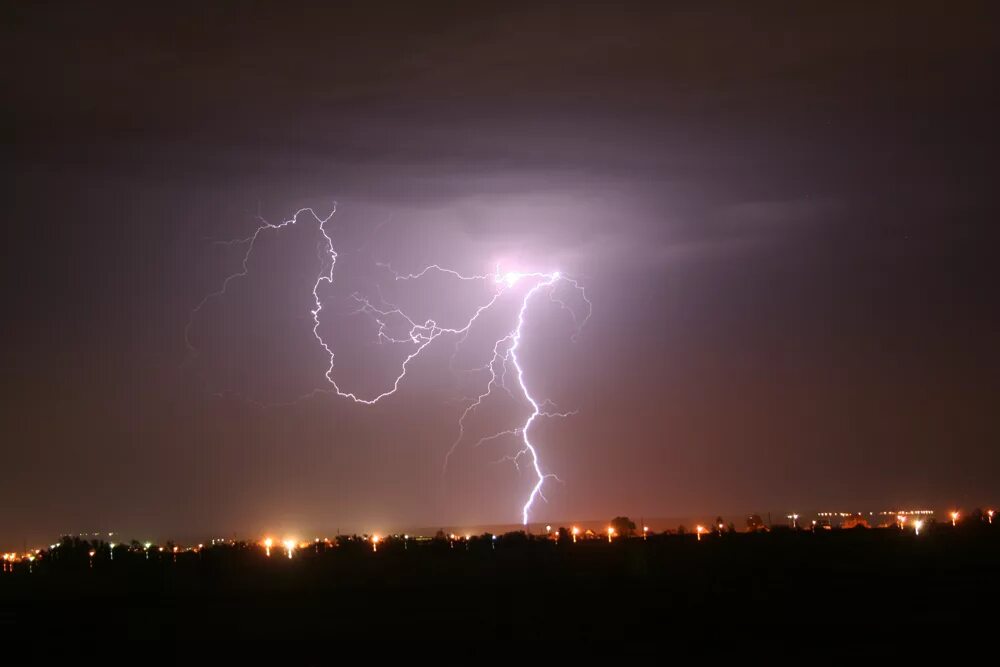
{"left": 5, "top": 2, "right": 998, "bottom": 545}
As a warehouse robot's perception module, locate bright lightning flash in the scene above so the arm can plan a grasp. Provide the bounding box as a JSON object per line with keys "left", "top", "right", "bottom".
{"left": 187, "top": 206, "right": 591, "bottom": 524}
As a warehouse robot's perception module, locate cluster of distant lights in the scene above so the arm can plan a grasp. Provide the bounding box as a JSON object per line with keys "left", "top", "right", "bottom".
{"left": 2, "top": 509, "right": 995, "bottom": 565}
{"left": 816, "top": 509, "right": 936, "bottom": 518}
{"left": 248, "top": 508, "right": 992, "bottom": 554}
{"left": 2, "top": 539, "right": 222, "bottom": 568}
{"left": 260, "top": 533, "right": 491, "bottom": 556}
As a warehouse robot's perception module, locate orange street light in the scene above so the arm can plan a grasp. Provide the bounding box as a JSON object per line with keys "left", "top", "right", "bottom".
{"left": 950, "top": 511, "right": 959, "bottom": 527}
{"left": 571, "top": 527, "right": 580, "bottom": 543}
{"left": 696, "top": 525, "right": 706, "bottom": 541}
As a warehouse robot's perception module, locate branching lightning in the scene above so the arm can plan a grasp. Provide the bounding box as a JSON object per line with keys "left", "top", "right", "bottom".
{"left": 187, "top": 205, "right": 591, "bottom": 524}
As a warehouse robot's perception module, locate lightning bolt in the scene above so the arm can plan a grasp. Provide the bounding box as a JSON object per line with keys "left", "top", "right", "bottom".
{"left": 187, "top": 205, "right": 591, "bottom": 524}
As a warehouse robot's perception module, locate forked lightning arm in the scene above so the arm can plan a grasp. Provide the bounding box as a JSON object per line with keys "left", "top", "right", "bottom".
{"left": 187, "top": 206, "right": 591, "bottom": 524}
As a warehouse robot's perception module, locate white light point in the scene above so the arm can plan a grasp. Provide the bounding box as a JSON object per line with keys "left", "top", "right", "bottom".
{"left": 500, "top": 272, "right": 523, "bottom": 288}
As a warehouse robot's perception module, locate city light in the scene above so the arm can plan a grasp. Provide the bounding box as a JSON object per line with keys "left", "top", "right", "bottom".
{"left": 3, "top": 504, "right": 992, "bottom": 577}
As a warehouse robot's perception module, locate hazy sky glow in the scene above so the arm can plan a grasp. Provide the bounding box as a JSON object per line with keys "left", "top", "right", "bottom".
{"left": 4, "top": 2, "right": 997, "bottom": 545}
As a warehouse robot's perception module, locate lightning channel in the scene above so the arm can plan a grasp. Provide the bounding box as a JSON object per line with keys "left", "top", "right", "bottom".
{"left": 187, "top": 205, "right": 591, "bottom": 524}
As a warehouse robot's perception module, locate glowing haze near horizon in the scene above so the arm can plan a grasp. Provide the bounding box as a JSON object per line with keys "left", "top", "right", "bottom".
{"left": 3, "top": 3, "right": 998, "bottom": 546}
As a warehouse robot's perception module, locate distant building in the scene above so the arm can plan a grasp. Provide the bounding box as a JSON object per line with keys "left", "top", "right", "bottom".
{"left": 841, "top": 514, "right": 870, "bottom": 529}
{"left": 818, "top": 511, "right": 871, "bottom": 529}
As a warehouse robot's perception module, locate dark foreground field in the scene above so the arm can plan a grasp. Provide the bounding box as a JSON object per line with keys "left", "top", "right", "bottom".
{"left": 2, "top": 525, "right": 997, "bottom": 653}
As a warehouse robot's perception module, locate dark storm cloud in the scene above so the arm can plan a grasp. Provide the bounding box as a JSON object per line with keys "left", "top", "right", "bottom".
{"left": 3, "top": 2, "right": 998, "bottom": 546}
